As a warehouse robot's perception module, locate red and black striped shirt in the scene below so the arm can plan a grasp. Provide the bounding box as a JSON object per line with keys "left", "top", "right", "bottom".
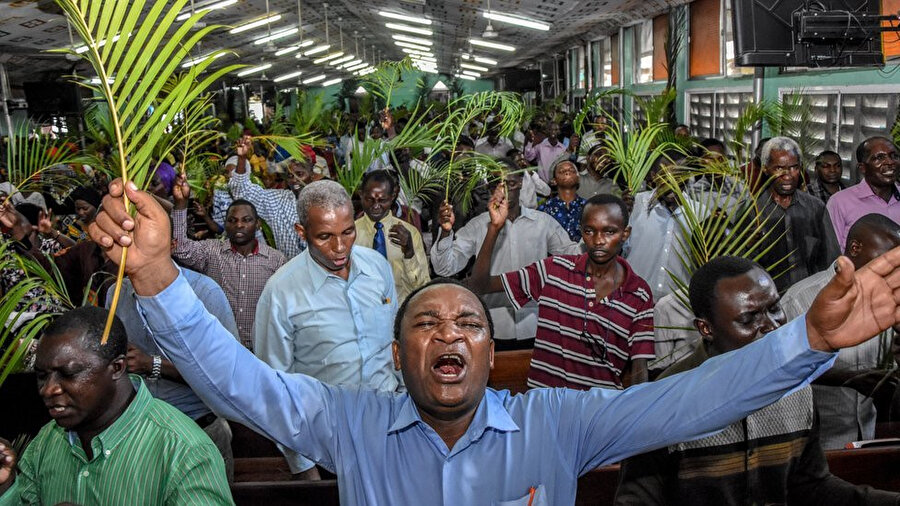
{"left": 501, "top": 254, "right": 655, "bottom": 390}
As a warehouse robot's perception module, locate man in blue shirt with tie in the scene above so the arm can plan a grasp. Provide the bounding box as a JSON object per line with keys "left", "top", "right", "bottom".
{"left": 91, "top": 178, "right": 900, "bottom": 505}
{"left": 253, "top": 179, "right": 401, "bottom": 479}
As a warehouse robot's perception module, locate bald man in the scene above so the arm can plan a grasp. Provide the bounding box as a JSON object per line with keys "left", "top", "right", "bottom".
{"left": 781, "top": 213, "right": 900, "bottom": 449}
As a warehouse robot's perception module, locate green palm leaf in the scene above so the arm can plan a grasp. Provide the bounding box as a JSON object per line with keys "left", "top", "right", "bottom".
{"left": 54, "top": 0, "right": 244, "bottom": 342}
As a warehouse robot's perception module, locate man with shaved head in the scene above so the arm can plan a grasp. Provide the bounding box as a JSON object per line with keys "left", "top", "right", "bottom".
{"left": 781, "top": 213, "right": 900, "bottom": 449}
{"left": 87, "top": 177, "right": 900, "bottom": 505}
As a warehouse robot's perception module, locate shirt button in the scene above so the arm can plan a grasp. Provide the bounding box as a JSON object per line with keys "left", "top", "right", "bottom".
{"left": 238, "top": 308, "right": 243, "bottom": 312}
{"left": 588, "top": 301, "right": 594, "bottom": 307}
{"left": 83, "top": 471, "right": 90, "bottom": 477}
{"left": 241, "top": 274, "right": 246, "bottom": 278}
{"left": 104, "top": 450, "right": 111, "bottom": 456}
{"left": 585, "top": 276, "right": 591, "bottom": 281}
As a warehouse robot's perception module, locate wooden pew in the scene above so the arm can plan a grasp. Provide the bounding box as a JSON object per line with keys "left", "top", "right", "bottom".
{"left": 488, "top": 349, "right": 532, "bottom": 394}
{"left": 231, "top": 446, "right": 900, "bottom": 505}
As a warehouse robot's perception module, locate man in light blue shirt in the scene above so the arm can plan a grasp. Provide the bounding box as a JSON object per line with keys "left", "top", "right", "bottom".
{"left": 90, "top": 178, "right": 900, "bottom": 506}
{"left": 253, "top": 180, "right": 400, "bottom": 477}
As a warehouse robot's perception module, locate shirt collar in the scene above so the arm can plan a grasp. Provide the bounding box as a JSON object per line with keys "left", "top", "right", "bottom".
{"left": 572, "top": 254, "right": 645, "bottom": 295}
{"left": 67, "top": 375, "right": 151, "bottom": 456}
{"left": 304, "top": 247, "right": 375, "bottom": 291}
{"left": 387, "top": 389, "right": 520, "bottom": 437}
{"left": 226, "top": 239, "right": 262, "bottom": 256}
{"left": 857, "top": 180, "right": 900, "bottom": 202}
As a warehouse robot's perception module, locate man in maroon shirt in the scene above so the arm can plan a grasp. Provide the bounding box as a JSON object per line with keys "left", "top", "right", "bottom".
{"left": 468, "top": 189, "right": 654, "bottom": 389}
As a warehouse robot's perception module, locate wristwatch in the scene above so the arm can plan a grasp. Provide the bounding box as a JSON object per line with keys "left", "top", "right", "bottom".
{"left": 149, "top": 355, "right": 162, "bottom": 380}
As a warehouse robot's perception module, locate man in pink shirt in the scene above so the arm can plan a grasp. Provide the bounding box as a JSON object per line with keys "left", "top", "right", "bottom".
{"left": 827, "top": 136, "right": 900, "bottom": 250}
{"left": 524, "top": 122, "right": 574, "bottom": 182}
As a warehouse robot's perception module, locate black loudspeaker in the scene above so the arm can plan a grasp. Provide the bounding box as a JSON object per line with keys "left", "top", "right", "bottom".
{"left": 503, "top": 69, "right": 541, "bottom": 93}
{"left": 24, "top": 81, "right": 82, "bottom": 115}
{"left": 732, "top": 0, "right": 884, "bottom": 67}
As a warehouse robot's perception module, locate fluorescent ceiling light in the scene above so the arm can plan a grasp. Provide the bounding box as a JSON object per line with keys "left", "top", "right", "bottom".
{"left": 469, "top": 38, "right": 515, "bottom": 51}
{"left": 474, "top": 55, "right": 498, "bottom": 65}
{"left": 302, "top": 44, "right": 330, "bottom": 56}
{"left": 392, "top": 34, "right": 432, "bottom": 46}
{"left": 321, "top": 78, "right": 343, "bottom": 87}
{"left": 313, "top": 51, "right": 344, "bottom": 64}
{"left": 236, "top": 63, "right": 272, "bottom": 77}
{"left": 329, "top": 55, "right": 356, "bottom": 66}
{"left": 253, "top": 27, "right": 298, "bottom": 45}
{"left": 402, "top": 48, "right": 434, "bottom": 57}
{"left": 385, "top": 23, "right": 433, "bottom": 36}
{"left": 395, "top": 41, "right": 433, "bottom": 52}
{"left": 230, "top": 14, "right": 281, "bottom": 34}
{"left": 462, "top": 70, "right": 481, "bottom": 77}
{"left": 273, "top": 70, "right": 304, "bottom": 82}
{"left": 482, "top": 11, "right": 550, "bottom": 31}
{"left": 346, "top": 62, "right": 369, "bottom": 71}
{"left": 418, "top": 67, "right": 439, "bottom": 74}
{"left": 275, "top": 41, "right": 315, "bottom": 56}
{"left": 88, "top": 77, "right": 115, "bottom": 85}
{"left": 378, "top": 11, "right": 432, "bottom": 25}
{"left": 73, "top": 33, "right": 125, "bottom": 54}
{"left": 410, "top": 55, "right": 437, "bottom": 63}
{"left": 354, "top": 67, "right": 375, "bottom": 76}
{"left": 339, "top": 59, "right": 363, "bottom": 69}
{"left": 181, "top": 51, "right": 226, "bottom": 68}
{"left": 176, "top": 0, "right": 237, "bottom": 22}
{"left": 302, "top": 74, "right": 326, "bottom": 84}
{"left": 455, "top": 74, "right": 476, "bottom": 81}
{"left": 460, "top": 62, "right": 489, "bottom": 72}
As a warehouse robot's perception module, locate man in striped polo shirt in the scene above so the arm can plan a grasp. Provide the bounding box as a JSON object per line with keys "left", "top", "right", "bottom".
{"left": 469, "top": 191, "right": 655, "bottom": 389}
{"left": 0, "top": 307, "right": 232, "bottom": 505}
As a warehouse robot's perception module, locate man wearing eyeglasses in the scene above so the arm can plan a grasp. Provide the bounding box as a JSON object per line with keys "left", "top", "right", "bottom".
{"left": 468, "top": 190, "right": 653, "bottom": 389}
{"left": 753, "top": 137, "right": 840, "bottom": 292}
{"left": 826, "top": 136, "right": 900, "bottom": 251}
{"left": 432, "top": 159, "right": 582, "bottom": 351}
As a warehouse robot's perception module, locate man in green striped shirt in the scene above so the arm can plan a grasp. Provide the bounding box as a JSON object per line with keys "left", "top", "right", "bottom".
{"left": 0, "top": 306, "right": 232, "bottom": 505}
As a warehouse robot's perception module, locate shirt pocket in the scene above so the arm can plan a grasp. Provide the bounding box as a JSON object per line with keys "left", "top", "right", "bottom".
{"left": 362, "top": 303, "right": 395, "bottom": 338}
{"left": 493, "top": 485, "right": 548, "bottom": 506}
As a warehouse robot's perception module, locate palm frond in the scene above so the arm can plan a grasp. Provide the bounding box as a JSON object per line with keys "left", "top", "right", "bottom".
{"left": 340, "top": 136, "right": 384, "bottom": 196}
{"left": 360, "top": 57, "right": 415, "bottom": 111}
{"left": 573, "top": 88, "right": 628, "bottom": 136}
{"left": 4, "top": 120, "right": 87, "bottom": 202}
{"left": 54, "top": 0, "right": 245, "bottom": 342}
{"left": 602, "top": 117, "right": 681, "bottom": 193}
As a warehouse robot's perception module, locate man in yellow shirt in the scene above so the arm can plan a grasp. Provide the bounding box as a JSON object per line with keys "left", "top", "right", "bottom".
{"left": 355, "top": 170, "right": 430, "bottom": 302}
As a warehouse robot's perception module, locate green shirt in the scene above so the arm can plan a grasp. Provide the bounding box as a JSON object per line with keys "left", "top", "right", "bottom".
{"left": 1, "top": 375, "right": 232, "bottom": 506}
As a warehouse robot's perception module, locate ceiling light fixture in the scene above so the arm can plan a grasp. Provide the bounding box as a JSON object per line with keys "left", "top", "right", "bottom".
{"left": 483, "top": 11, "right": 550, "bottom": 31}
{"left": 229, "top": 14, "right": 282, "bottom": 34}
{"left": 482, "top": 0, "right": 498, "bottom": 38}
{"left": 237, "top": 63, "right": 272, "bottom": 77}
{"left": 402, "top": 48, "right": 434, "bottom": 57}
{"left": 321, "top": 77, "right": 343, "bottom": 86}
{"left": 473, "top": 55, "right": 498, "bottom": 65}
{"left": 462, "top": 70, "right": 481, "bottom": 77}
{"left": 455, "top": 74, "right": 476, "bottom": 81}
{"left": 302, "top": 74, "right": 327, "bottom": 84}
{"left": 181, "top": 51, "right": 226, "bottom": 68}
{"left": 274, "top": 70, "right": 304, "bottom": 82}
{"left": 302, "top": 44, "right": 330, "bottom": 56}
{"left": 176, "top": 0, "right": 237, "bottom": 22}
{"left": 469, "top": 38, "right": 515, "bottom": 51}
{"left": 460, "top": 62, "right": 489, "bottom": 72}
{"left": 329, "top": 54, "right": 355, "bottom": 66}
{"left": 275, "top": 39, "right": 315, "bottom": 56}
{"left": 392, "top": 34, "right": 432, "bottom": 46}
{"left": 346, "top": 62, "right": 368, "bottom": 71}
{"left": 254, "top": 27, "right": 298, "bottom": 44}
{"left": 313, "top": 51, "right": 344, "bottom": 64}
{"left": 385, "top": 23, "right": 433, "bottom": 36}
{"left": 378, "top": 11, "right": 432, "bottom": 25}
{"left": 339, "top": 59, "right": 363, "bottom": 69}
{"left": 394, "top": 41, "right": 433, "bottom": 52}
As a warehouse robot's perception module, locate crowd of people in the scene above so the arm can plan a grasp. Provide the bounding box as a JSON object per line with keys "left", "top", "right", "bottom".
{"left": 1, "top": 106, "right": 900, "bottom": 505}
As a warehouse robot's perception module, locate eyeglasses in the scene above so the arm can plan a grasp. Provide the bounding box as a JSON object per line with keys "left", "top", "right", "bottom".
{"left": 868, "top": 152, "right": 900, "bottom": 165}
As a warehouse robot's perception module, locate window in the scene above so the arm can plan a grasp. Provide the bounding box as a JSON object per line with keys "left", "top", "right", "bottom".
{"left": 652, "top": 14, "right": 669, "bottom": 82}
{"left": 884, "top": 0, "right": 900, "bottom": 59}
{"left": 591, "top": 40, "right": 602, "bottom": 89}
{"left": 686, "top": 89, "right": 754, "bottom": 144}
{"left": 722, "top": 0, "right": 754, "bottom": 76}
{"left": 610, "top": 32, "right": 621, "bottom": 85}
{"left": 690, "top": 0, "right": 721, "bottom": 77}
{"left": 634, "top": 20, "right": 654, "bottom": 84}
{"left": 781, "top": 88, "right": 900, "bottom": 180}
{"left": 602, "top": 38, "right": 614, "bottom": 87}
{"left": 577, "top": 45, "right": 587, "bottom": 90}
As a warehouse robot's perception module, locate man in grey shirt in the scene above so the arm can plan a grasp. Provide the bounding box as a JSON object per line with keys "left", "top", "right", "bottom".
{"left": 781, "top": 213, "right": 900, "bottom": 449}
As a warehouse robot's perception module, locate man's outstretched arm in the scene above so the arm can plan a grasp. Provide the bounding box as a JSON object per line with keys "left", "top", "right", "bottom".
{"left": 89, "top": 180, "right": 337, "bottom": 470}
